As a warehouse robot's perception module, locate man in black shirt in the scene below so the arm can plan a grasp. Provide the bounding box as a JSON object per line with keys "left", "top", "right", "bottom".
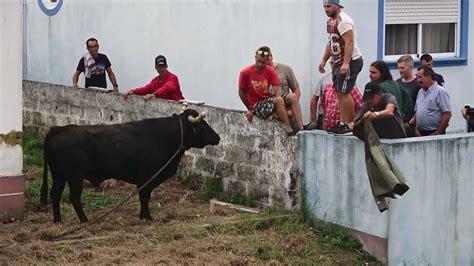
{"left": 73, "top": 38, "right": 119, "bottom": 91}
{"left": 351, "top": 82, "right": 406, "bottom": 139}
{"left": 420, "top": 54, "right": 445, "bottom": 87}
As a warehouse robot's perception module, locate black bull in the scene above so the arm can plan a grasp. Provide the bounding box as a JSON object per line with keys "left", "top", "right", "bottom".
{"left": 41, "top": 109, "right": 220, "bottom": 223}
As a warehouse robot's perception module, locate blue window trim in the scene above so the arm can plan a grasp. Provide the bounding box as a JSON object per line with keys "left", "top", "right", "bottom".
{"left": 378, "top": 0, "right": 469, "bottom": 68}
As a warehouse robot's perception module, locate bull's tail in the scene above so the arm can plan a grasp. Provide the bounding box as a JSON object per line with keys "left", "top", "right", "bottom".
{"left": 40, "top": 139, "right": 49, "bottom": 205}
{"left": 40, "top": 127, "right": 59, "bottom": 205}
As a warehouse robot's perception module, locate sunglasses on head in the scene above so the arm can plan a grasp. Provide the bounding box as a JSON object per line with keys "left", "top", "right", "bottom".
{"left": 256, "top": 50, "right": 270, "bottom": 56}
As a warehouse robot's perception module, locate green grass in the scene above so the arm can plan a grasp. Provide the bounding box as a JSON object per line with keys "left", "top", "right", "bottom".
{"left": 23, "top": 127, "right": 44, "bottom": 168}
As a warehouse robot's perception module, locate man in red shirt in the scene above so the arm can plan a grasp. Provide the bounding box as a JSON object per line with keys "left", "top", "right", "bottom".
{"left": 122, "top": 55, "right": 184, "bottom": 101}
{"left": 239, "top": 46, "right": 303, "bottom": 135}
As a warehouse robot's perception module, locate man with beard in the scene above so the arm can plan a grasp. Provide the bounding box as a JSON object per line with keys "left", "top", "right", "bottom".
{"left": 318, "top": 0, "right": 363, "bottom": 134}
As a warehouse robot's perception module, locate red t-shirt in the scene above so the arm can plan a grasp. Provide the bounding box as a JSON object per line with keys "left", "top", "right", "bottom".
{"left": 132, "top": 71, "right": 184, "bottom": 101}
{"left": 238, "top": 65, "right": 280, "bottom": 109}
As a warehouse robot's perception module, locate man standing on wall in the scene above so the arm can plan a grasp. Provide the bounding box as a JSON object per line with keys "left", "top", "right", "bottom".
{"left": 239, "top": 46, "right": 303, "bottom": 135}
{"left": 319, "top": 0, "right": 363, "bottom": 134}
{"left": 73, "top": 38, "right": 119, "bottom": 91}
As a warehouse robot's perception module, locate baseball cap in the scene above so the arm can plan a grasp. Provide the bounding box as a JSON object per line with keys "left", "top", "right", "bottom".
{"left": 155, "top": 55, "right": 167, "bottom": 66}
{"left": 323, "top": 0, "right": 344, "bottom": 8}
{"left": 363, "top": 82, "right": 381, "bottom": 100}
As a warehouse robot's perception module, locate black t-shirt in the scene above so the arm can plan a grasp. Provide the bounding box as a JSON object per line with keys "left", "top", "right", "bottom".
{"left": 433, "top": 73, "right": 445, "bottom": 87}
{"left": 76, "top": 53, "right": 111, "bottom": 88}
{"left": 397, "top": 78, "right": 421, "bottom": 106}
{"left": 357, "top": 93, "right": 406, "bottom": 139}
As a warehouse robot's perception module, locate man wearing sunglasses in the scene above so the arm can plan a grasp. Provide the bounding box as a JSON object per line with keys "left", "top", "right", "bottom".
{"left": 319, "top": 0, "right": 363, "bottom": 134}
{"left": 239, "top": 46, "right": 303, "bottom": 135}
{"left": 73, "top": 38, "right": 119, "bottom": 91}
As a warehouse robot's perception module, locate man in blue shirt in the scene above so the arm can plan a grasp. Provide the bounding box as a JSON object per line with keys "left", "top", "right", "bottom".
{"left": 408, "top": 66, "right": 452, "bottom": 136}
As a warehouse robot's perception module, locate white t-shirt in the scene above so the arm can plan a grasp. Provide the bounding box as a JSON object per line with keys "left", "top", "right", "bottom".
{"left": 327, "top": 11, "right": 362, "bottom": 64}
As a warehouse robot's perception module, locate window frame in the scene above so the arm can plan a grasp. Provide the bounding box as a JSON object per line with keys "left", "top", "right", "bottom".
{"left": 378, "top": 0, "right": 469, "bottom": 68}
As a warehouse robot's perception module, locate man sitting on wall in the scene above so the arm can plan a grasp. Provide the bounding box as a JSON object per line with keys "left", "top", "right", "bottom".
{"left": 122, "top": 55, "right": 184, "bottom": 101}
{"left": 238, "top": 46, "right": 303, "bottom": 135}
{"left": 265, "top": 46, "right": 304, "bottom": 131}
{"left": 351, "top": 81, "right": 406, "bottom": 139}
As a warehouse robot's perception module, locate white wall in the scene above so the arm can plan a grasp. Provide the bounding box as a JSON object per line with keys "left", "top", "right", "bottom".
{"left": 23, "top": 0, "right": 381, "bottom": 123}
{"left": 23, "top": 0, "right": 472, "bottom": 128}
{"left": 300, "top": 131, "right": 474, "bottom": 264}
{"left": 1, "top": 0, "right": 23, "bottom": 175}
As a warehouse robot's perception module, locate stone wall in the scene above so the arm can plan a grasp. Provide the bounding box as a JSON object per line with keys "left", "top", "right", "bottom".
{"left": 23, "top": 81, "right": 300, "bottom": 209}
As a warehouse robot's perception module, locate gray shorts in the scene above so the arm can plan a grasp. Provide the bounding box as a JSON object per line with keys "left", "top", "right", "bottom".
{"left": 332, "top": 57, "right": 363, "bottom": 94}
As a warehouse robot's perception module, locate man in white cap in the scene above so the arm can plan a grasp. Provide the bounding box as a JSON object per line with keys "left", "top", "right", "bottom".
{"left": 318, "top": 0, "right": 363, "bottom": 134}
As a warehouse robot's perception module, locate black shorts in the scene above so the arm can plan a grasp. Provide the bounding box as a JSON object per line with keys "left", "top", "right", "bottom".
{"left": 333, "top": 57, "right": 363, "bottom": 94}
{"left": 253, "top": 92, "right": 289, "bottom": 119}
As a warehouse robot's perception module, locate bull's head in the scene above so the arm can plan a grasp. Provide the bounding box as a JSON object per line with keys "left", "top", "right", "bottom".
{"left": 180, "top": 109, "right": 220, "bottom": 149}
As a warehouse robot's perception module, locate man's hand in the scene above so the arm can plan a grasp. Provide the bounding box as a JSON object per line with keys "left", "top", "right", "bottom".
{"left": 246, "top": 110, "right": 253, "bottom": 123}
{"left": 72, "top": 84, "right": 79, "bottom": 89}
{"left": 144, "top": 94, "right": 155, "bottom": 101}
{"left": 339, "top": 63, "right": 350, "bottom": 76}
{"left": 112, "top": 85, "right": 119, "bottom": 92}
{"left": 319, "top": 61, "right": 326, "bottom": 73}
{"left": 363, "top": 111, "right": 377, "bottom": 122}
{"left": 121, "top": 91, "right": 131, "bottom": 99}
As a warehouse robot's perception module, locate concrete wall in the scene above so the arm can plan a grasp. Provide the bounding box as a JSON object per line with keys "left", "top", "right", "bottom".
{"left": 0, "top": 0, "right": 25, "bottom": 221}
{"left": 299, "top": 130, "right": 474, "bottom": 265}
{"left": 22, "top": 80, "right": 300, "bottom": 209}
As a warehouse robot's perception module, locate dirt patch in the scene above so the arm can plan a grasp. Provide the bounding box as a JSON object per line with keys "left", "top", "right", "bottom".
{"left": 0, "top": 175, "right": 379, "bottom": 264}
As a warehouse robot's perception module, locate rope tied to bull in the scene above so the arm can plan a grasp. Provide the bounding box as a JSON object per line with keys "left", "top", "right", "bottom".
{"left": 48, "top": 114, "right": 194, "bottom": 241}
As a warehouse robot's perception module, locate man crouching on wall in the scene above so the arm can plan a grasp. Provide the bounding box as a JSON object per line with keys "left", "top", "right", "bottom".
{"left": 238, "top": 46, "right": 303, "bottom": 136}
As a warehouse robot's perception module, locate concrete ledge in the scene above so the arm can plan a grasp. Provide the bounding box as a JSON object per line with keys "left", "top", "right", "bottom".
{"left": 299, "top": 129, "right": 474, "bottom": 264}
{"left": 0, "top": 175, "right": 25, "bottom": 221}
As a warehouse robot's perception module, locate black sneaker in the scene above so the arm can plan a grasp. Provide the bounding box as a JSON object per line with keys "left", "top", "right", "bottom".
{"left": 332, "top": 122, "right": 352, "bottom": 135}
{"left": 303, "top": 123, "right": 317, "bottom": 130}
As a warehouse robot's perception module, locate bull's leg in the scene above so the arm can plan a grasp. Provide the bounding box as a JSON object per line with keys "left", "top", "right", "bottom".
{"left": 138, "top": 189, "right": 153, "bottom": 221}
{"left": 50, "top": 177, "right": 66, "bottom": 223}
{"left": 67, "top": 179, "right": 88, "bottom": 223}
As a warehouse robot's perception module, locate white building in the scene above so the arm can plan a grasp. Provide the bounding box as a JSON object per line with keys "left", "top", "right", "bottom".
{"left": 23, "top": 0, "right": 473, "bottom": 130}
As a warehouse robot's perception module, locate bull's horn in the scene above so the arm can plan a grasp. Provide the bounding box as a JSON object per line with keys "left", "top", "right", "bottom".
{"left": 180, "top": 102, "right": 189, "bottom": 114}
{"left": 188, "top": 115, "right": 199, "bottom": 123}
{"left": 197, "top": 112, "right": 206, "bottom": 121}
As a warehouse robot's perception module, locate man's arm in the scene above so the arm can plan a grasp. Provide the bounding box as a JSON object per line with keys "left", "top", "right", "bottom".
{"left": 72, "top": 71, "right": 81, "bottom": 88}
{"left": 239, "top": 87, "right": 253, "bottom": 122}
{"left": 238, "top": 87, "right": 249, "bottom": 110}
{"left": 340, "top": 30, "right": 354, "bottom": 75}
{"left": 363, "top": 103, "right": 396, "bottom": 121}
{"left": 106, "top": 67, "right": 119, "bottom": 92}
{"left": 310, "top": 96, "right": 319, "bottom": 126}
{"left": 435, "top": 112, "right": 452, "bottom": 134}
{"left": 319, "top": 44, "right": 331, "bottom": 73}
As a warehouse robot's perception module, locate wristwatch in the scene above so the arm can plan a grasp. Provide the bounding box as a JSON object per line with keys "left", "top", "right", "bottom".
{"left": 113, "top": 84, "right": 119, "bottom": 88}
